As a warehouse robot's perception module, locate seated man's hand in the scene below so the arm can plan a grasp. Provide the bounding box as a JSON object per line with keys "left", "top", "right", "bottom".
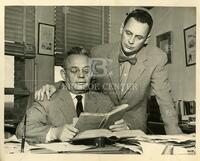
{"left": 57, "top": 124, "right": 79, "bottom": 142}
{"left": 109, "top": 119, "right": 129, "bottom": 132}
{"left": 35, "top": 84, "right": 56, "bottom": 101}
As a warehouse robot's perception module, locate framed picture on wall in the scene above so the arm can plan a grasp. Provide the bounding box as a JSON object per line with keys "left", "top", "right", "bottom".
{"left": 156, "top": 31, "right": 172, "bottom": 64}
{"left": 38, "top": 23, "right": 55, "bottom": 56}
{"left": 184, "top": 24, "right": 196, "bottom": 66}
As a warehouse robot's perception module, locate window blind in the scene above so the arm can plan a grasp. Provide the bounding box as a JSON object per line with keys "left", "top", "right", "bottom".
{"left": 103, "top": 6, "right": 110, "bottom": 44}
{"left": 54, "top": 6, "right": 65, "bottom": 54}
{"left": 65, "top": 6, "right": 106, "bottom": 51}
{"left": 5, "top": 6, "right": 35, "bottom": 57}
{"left": 54, "top": 6, "right": 110, "bottom": 66}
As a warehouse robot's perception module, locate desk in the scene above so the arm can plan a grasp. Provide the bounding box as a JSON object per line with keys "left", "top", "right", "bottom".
{"left": 31, "top": 145, "right": 136, "bottom": 154}
{"left": 5, "top": 134, "right": 195, "bottom": 155}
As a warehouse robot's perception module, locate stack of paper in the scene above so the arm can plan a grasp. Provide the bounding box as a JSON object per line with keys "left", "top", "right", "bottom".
{"left": 115, "top": 143, "right": 143, "bottom": 154}
{"left": 36, "top": 142, "right": 92, "bottom": 152}
{"left": 4, "top": 135, "right": 41, "bottom": 154}
{"left": 134, "top": 134, "right": 195, "bottom": 143}
{"left": 132, "top": 134, "right": 196, "bottom": 155}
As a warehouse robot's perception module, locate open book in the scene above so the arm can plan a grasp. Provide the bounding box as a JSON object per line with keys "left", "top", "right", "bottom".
{"left": 75, "top": 104, "right": 129, "bottom": 132}
{"left": 73, "top": 129, "right": 145, "bottom": 141}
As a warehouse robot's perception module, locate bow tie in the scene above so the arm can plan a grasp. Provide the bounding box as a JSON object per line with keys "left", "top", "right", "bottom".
{"left": 118, "top": 54, "right": 137, "bottom": 65}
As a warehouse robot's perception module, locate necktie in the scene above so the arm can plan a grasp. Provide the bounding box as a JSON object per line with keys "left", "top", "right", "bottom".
{"left": 75, "top": 95, "right": 83, "bottom": 117}
{"left": 118, "top": 53, "right": 137, "bottom": 65}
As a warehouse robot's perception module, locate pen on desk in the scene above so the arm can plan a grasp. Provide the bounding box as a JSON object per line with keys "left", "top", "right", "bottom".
{"left": 21, "top": 113, "right": 27, "bottom": 153}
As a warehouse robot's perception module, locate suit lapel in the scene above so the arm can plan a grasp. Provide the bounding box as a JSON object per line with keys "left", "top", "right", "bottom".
{"left": 58, "top": 90, "right": 99, "bottom": 117}
{"left": 106, "top": 43, "right": 121, "bottom": 104}
{"left": 84, "top": 92, "right": 98, "bottom": 113}
{"left": 57, "top": 89, "right": 77, "bottom": 119}
{"left": 121, "top": 47, "right": 147, "bottom": 98}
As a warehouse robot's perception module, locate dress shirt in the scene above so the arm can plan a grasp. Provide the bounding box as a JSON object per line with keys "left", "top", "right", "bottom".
{"left": 69, "top": 92, "right": 85, "bottom": 110}
{"left": 119, "top": 50, "right": 136, "bottom": 94}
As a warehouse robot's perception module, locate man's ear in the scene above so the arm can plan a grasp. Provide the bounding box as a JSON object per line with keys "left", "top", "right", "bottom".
{"left": 144, "top": 34, "right": 151, "bottom": 45}
{"left": 60, "top": 68, "right": 66, "bottom": 81}
{"left": 120, "top": 23, "right": 124, "bottom": 34}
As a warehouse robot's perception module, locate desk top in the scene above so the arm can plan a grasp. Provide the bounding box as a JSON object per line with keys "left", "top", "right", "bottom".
{"left": 31, "top": 145, "right": 136, "bottom": 154}
{"left": 4, "top": 134, "right": 195, "bottom": 155}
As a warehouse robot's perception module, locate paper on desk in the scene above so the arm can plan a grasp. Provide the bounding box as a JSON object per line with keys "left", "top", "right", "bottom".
{"left": 173, "top": 146, "right": 190, "bottom": 155}
{"left": 5, "top": 142, "right": 30, "bottom": 154}
{"left": 139, "top": 142, "right": 166, "bottom": 155}
{"left": 4, "top": 135, "right": 20, "bottom": 143}
{"left": 4, "top": 135, "right": 43, "bottom": 154}
{"left": 115, "top": 143, "right": 143, "bottom": 154}
{"left": 135, "top": 134, "right": 195, "bottom": 143}
{"left": 36, "top": 142, "right": 92, "bottom": 152}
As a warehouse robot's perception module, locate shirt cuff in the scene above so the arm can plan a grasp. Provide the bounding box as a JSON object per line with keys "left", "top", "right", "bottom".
{"left": 45, "top": 127, "right": 60, "bottom": 142}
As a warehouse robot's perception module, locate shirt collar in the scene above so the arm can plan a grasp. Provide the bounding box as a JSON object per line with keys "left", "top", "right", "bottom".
{"left": 69, "top": 92, "right": 85, "bottom": 101}
{"left": 120, "top": 49, "right": 137, "bottom": 59}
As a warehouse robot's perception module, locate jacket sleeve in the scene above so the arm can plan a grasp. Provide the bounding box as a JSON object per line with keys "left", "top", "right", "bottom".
{"left": 150, "top": 53, "right": 182, "bottom": 134}
{"left": 15, "top": 101, "right": 51, "bottom": 144}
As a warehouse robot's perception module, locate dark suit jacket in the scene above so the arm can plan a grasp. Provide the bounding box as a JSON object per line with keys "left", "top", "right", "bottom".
{"left": 91, "top": 42, "right": 182, "bottom": 134}
{"left": 16, "top": 89, "right": 113, "bottom": 143}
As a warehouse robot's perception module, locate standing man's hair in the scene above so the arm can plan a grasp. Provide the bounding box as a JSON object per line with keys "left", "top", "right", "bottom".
{"left": 124, "top": 8, "right": 153, "bottom": 34}
{"left": 62, "top": 46, "right": 90, "bottom": 69}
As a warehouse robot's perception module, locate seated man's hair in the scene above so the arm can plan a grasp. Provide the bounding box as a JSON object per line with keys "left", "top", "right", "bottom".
{"left": 67, "top": 46, "right": 89, "bottom": 57}
{"left": 62, "top": 46, "right": 90, "bottom": 68}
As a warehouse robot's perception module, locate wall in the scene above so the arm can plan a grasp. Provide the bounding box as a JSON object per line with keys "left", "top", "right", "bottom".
{"left": 35, "top": 7, "right": 55, "bottom": 89}
{"left": 110, "top": 6, "right": 131, "bottom": 42}
{"left": 150, "top": 7, "right": 196, "bottom": 101}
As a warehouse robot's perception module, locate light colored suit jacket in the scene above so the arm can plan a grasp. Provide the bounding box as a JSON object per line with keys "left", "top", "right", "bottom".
{"left": 16, "top": 89, "right": 113, "bottom": 143}
{"left": 91, "top": 42, "right": 182, "bottom": 134}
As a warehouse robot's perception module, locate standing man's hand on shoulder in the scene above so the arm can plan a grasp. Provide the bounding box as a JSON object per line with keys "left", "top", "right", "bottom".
{"left": 35, "top": 84, "right": 57, "bottom": 101}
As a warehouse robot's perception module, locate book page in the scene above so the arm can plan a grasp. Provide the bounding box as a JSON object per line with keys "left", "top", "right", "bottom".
{"left": 73, "top": 129, "right": 146, "bottom": 141}
{"left": 113, "top": 130, "right": 146, "bottom": 138}
{"left": 73, "top": 129, "right": 113, "bottom": 140}
{"left": 102, "top": 104, "right": 129, "bottom": 128}
{"left": 74, "top": 104, "right": 129, "bottom": 132}
{"left": 75, "top": 114, "right": 105, "bottom": 132}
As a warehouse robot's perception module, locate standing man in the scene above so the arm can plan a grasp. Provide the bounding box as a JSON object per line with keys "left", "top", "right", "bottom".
{"left": 35, "top": 8, "right": 182, "bottom": 134}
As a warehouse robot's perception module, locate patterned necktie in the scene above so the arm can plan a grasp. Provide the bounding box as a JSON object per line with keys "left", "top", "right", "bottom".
{"left": 75, "top": 95, "right": 83, "bottom": 117}
{"left": 118, "top": 53, "right": 137, "bottom": 65}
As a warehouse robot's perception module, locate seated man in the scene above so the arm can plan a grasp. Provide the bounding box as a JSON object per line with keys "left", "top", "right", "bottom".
{"left": 16, "top": 47, "right": 128, "bottom": 144}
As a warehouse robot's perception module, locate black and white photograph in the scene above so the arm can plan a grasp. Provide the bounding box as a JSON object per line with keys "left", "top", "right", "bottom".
{"left": 2, "top": 3, "right": 198, "bottom": 160}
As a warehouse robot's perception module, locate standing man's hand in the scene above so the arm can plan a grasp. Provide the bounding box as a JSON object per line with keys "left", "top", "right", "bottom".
{"left": 35, "top": 84, "right": 56, "bottom": 101}
{"left": 109, "top": 119, "right": 129, "bottom": 132}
